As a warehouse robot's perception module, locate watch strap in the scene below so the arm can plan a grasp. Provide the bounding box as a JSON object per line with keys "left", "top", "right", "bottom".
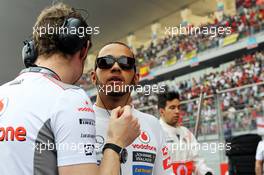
{"left": 102, "top": 143, "right": 122, "bottom": 155}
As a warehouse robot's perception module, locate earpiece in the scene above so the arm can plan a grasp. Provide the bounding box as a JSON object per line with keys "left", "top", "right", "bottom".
{"left": 22, "top": 40, "right": 37, "bottom": 68}
{"left": 57, "top": 17, "right": 90, "bottom": 55}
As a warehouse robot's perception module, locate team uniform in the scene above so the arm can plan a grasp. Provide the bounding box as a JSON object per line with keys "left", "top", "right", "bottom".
{"left": 256, "top": 140, "right": 264, "bottom": 161}
{"left": 94, "top": 104, "right": 173, "bottom": 175}
{"left": 160, "top": 118, "right": 213, "bottom": 175}
{"left": 0, "top": 67, "right": 97, "bottom": 175}
{"left": 256, "top": 140, "right": 264, "bottom": 175}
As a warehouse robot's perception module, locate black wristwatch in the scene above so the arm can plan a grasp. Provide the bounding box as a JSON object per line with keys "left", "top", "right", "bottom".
{"left": 102, "top": 143, "right": 128, "bottom": 164}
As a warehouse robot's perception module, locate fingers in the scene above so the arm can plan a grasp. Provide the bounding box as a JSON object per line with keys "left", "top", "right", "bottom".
{"left": 118, "top": 106, "right": 125, "bottom": 117}
{"left": 110, "top": 106, "right": 121, "bottom": 119}
{"left": 120, "top": 105, "right": 132, "bottom": 118}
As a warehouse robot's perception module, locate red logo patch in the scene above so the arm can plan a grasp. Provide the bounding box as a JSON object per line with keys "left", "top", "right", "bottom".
{"left": 139, "top": 131, "right": 150, "bottom": 144}
{"left": 0, "top": 126, "right": 27, "bottom": 142}
{"left": 0, "top": 100, "right": 4, "bottom": 111}
{"left": 78, "top": 100, "right": 94, "bottom": 113}
{"left": 0, "top": 97, "right": 8, "bottom": 116}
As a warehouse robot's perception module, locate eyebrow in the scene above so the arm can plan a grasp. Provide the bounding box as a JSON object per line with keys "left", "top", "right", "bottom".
{"left": 97, "top": 54, "right": 135, "bottom": 59}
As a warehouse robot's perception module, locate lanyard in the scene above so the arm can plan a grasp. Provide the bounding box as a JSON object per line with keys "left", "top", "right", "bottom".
{"left": 20, "top": 66, "right": 61, "bottom": 81}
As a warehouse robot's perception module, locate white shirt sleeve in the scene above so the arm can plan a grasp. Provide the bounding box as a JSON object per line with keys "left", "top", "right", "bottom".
{"left": 187, "top": 128, "right": 213, "bottom": 175}
{"left": 51, "top": 89, "right": 97, "bottom": 166}
{"left": 153, "top": 120, "right": 174, "bottom": 175}
{"left": 256, "top": 141, "right": 264, "bottom": 160}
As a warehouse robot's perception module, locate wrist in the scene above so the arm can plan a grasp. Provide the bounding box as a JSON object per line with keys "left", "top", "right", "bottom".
{"left": 106, "top": 138, "right": 125, "bottom": 148}
{"left": 103, "top": 143, "right": 128, "bottom": 164}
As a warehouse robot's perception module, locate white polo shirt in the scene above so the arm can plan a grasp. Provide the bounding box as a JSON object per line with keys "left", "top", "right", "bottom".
{"left": 94, "top": 104, "right": 173, "bottom": 175}
{"left": 0, "top": 67, "right": 97, "bottom": 175}
{"left": 256, "top": 140, "right": 264, "bottom": 160}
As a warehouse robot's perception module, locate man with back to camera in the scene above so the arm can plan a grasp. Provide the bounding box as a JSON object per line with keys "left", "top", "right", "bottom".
{"left": 158, "top": 91, "right": 213, "bottom": 175}
{"left": 0, "top": 3, "right": 140, "bottom": 175}
{"left": 90, "top": 41, "right": 174, "bottom": 175}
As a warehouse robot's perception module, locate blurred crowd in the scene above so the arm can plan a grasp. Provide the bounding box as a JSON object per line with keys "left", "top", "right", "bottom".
{"left": 79, "top": 0, "right": 264, "bottom": 91}
{"left": 136, "top": 0, "right": 264, "bottom": 70}
{"left": 132, "top": 51, "right": 264, "bottom": 136}
{"left": 169, "top": 51, "right": 264, "bottom": 100}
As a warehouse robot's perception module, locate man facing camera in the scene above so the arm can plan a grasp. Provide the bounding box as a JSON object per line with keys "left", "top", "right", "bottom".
{"left": 90, "top": 42, "right": 173, "bottom": 175}
{"left": 158, "top": 91, "right": 213, "bottom": 175}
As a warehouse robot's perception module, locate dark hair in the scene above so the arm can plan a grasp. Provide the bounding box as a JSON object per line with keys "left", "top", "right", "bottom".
{"left": 94, "top": 41, "right": 135, "bottom": 70}
{"left": 157, "top": 91, "right": 180, "bottom": 109}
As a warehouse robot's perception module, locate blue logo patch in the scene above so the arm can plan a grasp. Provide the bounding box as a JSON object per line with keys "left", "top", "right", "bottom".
{"left": 132, "top": 165, "right": 153, "bottom": 175}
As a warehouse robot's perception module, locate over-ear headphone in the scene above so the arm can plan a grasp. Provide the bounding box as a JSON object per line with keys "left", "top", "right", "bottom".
{"left": 22, "top": 40, "right": 38, "bottom": 68}
{"left": 22, "top": 17, "right": 91, "bottom": 68}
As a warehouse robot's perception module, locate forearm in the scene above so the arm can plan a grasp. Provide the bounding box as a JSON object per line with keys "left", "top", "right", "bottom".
{"left": 256, "top": 160, "right": 263, "bottom": 175}
{"left": 98, "top": 149, "right": 121, "bottom": 175}
{"left": 256, "top": 166, "right": 262, "bottom": 175}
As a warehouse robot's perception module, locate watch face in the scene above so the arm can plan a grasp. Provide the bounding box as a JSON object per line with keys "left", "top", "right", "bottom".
{"left": 121, "top": 148, "right": 128, "bottom": 164}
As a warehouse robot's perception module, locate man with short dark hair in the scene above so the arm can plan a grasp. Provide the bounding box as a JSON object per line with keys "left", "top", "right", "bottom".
{"left": 0, "top": 3, "right": 140, "bottom": 175}
{"left": 158, "top": 91, "right": 213, "bottom": 175}
{"left": 90, "top": 42, "right": 173, "bottom": 175}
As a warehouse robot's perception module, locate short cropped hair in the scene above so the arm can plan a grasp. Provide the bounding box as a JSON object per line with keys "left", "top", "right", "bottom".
{"left": 94, "top": 41, "right": 136, "bottom": 70}
{"left": 157, "top": 91, "right": 180, "bottom": 109}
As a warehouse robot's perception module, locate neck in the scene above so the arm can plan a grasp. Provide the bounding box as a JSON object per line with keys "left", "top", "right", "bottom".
{"left": 161, "top": 117, "right": 179, "bottom": 128}
{"left": 35, "top": 55, "right": 74, "bottom": 84}
{"left": 95, "top": 92, "right": 131, "bottom": 110}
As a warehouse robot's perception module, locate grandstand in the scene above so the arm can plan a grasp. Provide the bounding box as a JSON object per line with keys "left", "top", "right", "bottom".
{"left": 80, "top": 1, "right": 264, "bottom": 174}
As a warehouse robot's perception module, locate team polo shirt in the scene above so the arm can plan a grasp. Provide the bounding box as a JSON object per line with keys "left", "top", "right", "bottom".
{"left": 256, "top": 140, "right": 264, "bottom": 160}
{"left": 94, "top": 104, "right": 173, "bottom": 175}
{"left": 0, "top": 67, "right": 97, "bottom": 175}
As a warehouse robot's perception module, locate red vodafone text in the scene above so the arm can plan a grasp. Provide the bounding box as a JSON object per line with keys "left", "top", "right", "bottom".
{"left": 0, "top": 126, "right": 27, "bottom": 141}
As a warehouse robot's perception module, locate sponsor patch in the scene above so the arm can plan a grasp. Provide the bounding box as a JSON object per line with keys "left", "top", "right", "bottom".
{"left": 132, "top": 165, "right": 153, "bottom": 175}
{"left": 81, "top": 133, "right": 95, "bottom": 138}
{"left": 78, "top": 101, "right": 94, "bottom": 113}
{"left": 0, "top": 97, "right": 8, "bottom": 116}
{"left": 84, "top": 144, "right": 95, "bottom": 156}
{"left": 0, "top": 126, "right": 27, "bottom": 142}
{"left": 133, "top": 151, "right": 156, "bottom": 164}
{"left": 79, "top": 118, "right": 95, "bottom": 126}
{"left": 139, "top": 131, "right": 150, "bottom": 144}
{"left": 132, "top": 143, "right": 157, "bottom": 152}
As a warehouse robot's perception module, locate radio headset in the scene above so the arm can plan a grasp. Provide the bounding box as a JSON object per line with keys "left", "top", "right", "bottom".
{"left": 22, "top": 17, "right": 91, "bottom": 68}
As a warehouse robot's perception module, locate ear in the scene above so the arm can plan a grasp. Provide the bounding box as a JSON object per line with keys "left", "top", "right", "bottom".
{"left": 80, "top": 41, "right": 90, "bottom": 60}
{"left": 133, "top": 72, "right": 140, "bottom": 85}
{"left": 159, "top": 108, "right": 165, "bottom": 117}
{"left": 90, "top": 70, "right": 97, "bottom": 85}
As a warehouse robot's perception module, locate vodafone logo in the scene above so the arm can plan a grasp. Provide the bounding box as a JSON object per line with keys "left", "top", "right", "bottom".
{"left": 78, "top": 100, "right": 94, "bottom": 113}
{"left": 176, "top": 165, "right": 188, "bottom": 175}
{"left": 0, "top": 97, "right": 8, "bottom": 116}
{"left": 0, "top": 126, "right": 27, "bottom": 142}
{"left": 139, "top": 131, "right": 150, "bottom": 144}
